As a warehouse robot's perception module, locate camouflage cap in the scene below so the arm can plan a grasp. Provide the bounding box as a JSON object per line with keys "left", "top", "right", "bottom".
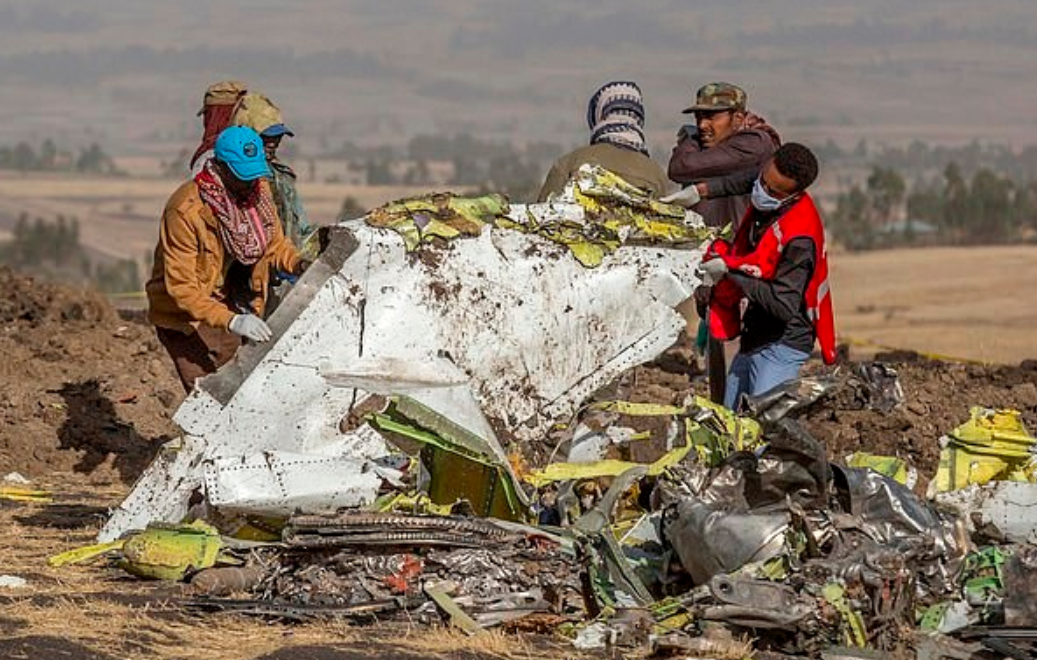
{"left": 232, "top": 93, "right": 294, "bottom": 137}
{"left": 196, "top": 80, "right": 248, "bottom": 116}
{"left": 681, "top": 82, "right": 747, "bottom": 114}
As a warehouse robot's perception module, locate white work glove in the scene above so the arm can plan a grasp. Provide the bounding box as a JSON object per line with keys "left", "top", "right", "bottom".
{"left": 660, "top": 185, "right": 702, "bottom": 209}
{"left": 695, "top": 258, "right": 729, "bottom": 286}
{"left": 229, "top": 314, "right": 273, "bottom": 342}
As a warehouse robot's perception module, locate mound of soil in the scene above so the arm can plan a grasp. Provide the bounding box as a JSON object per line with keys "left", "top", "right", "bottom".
{"left": 799, "top": 352, "right": 1037, "bottom": 480}
{"left": 630, "top": 341, "right": 1037, "bottom": 481}
{"left": 0, "top": 267, "right": 181, "bottom": 484}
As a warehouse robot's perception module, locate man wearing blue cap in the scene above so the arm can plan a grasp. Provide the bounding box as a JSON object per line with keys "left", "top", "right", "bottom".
{"left": 146, "top": 125, "right": 304, "bottom": 392}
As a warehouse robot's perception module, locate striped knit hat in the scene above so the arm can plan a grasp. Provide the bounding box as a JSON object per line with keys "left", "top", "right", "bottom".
{"left": 586, "top": 81, "right": 648, "bottom": 155}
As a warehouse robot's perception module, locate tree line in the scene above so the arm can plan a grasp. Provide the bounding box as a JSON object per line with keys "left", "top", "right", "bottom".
{"left": 829, "top": 163, "right": 1036, "bottom": 250}
{"left": 0, "top": 214, "right": 143, "bottom": 293}
{"left": 329, "top": 133, "right": 565, "bottom": 201}
{"left": 0, "top": 140, "right": 122, "bottom": 175}
{"left": 816, "top": 138, "right": 1037, "bottom": 184}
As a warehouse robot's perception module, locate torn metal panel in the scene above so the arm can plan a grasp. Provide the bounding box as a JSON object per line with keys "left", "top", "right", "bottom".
{"left": 665, "top": 499, "right": 791, "bottom": 585}
{"left": 845, "top": 452, "right": 918, "bottom": 489}
{"left": 936, "top": 481, "right": 1037, "bottom": 544}
{"left": 371, "top": 396, "right": 528, "bottom": 517}
{"left": 833, "top": 466, "right": 968, "bottom": 571}
{"left": 104, "top": 204, "right": 702, "bottom": 540}
{"left": 930, "top": 407, "right": 1037, "bottom": 494}
{"left": 324, "top": 358, "right": 499, "bottom": 449}
{"left": 853, "top": 362, "right": 905, "bottom": 412}
{"left": 701, "top": 574, "right": 815, "bottom": 629}
{"left": 742, "top": 375, "right": 840, "bottom": 424}
{"left": 203, "top": 451, "right": 383, "bottom": 516}
{"left": 100, "top": 434, "right": 205, "bottom": 542}
{"left": 283, "top": 512, "right": 518, "bottom": 549}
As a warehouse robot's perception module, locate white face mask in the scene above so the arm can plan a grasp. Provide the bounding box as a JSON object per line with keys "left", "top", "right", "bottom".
{"left": 751, "top": 177, "right": 795, "bottom": 212}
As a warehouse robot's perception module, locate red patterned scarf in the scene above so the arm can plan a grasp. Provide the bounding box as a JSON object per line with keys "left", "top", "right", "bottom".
{"left": 190, "top": 102, "right": 240, "bottom": 169}
{"left": 194, "top": 161, "right": 276, "bottom": 265}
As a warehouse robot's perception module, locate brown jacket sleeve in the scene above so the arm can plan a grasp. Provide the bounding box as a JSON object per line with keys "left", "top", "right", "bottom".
{"left": 269, "top": 231, "right": 301, "bottom": 275}
{"left": 668, "top": 130, "right": 776, "bottom": 184}
{"left": 159, "top": 199, "right": 237, "bottom": 330}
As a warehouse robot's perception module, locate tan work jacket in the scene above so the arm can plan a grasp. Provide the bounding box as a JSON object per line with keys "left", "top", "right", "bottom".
{"left": 146, "top": 180, "right": 299, "bottom": 333}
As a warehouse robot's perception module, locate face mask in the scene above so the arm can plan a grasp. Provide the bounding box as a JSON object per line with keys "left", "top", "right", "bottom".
{"left": 751, "top": 177, "right": 795, "bottom": 212}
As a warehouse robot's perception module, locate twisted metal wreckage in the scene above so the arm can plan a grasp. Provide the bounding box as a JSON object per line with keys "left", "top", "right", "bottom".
{"left": 52, "top": 167, "right": 1037, "bottom": 658}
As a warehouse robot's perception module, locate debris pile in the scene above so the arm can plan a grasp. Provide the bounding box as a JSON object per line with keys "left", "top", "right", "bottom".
{"left": 32, "top": 177, "right": 1037, "bottom": 658}
{"left": 53, "top": 373, "right": 1037, "bottom": 656}
{"left": 799, "top": 355, "right": 1037, "bottom": 480}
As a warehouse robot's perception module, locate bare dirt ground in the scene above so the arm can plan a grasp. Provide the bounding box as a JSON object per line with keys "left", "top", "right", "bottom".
{"left": 0, "top": 267, "right": 181, "bottom": 482}
{"left": 829, "top": 245, "right": 1037, "bottom": 365}
{"left": 1, "top": 243, "right": 1036, "bottom": 658}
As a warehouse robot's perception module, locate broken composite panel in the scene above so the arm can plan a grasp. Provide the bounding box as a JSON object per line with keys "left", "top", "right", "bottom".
{"left": 102, "top": 175, "right": 711, "bottom": 541}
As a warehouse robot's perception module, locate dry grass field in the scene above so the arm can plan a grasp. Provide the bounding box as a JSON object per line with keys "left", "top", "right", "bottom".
{"left": 830, "top": 245, "right": 1037, "bottom": 365}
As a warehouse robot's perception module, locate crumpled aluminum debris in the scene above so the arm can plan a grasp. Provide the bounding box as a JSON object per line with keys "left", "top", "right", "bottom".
{"left": 832, "top": 465, "right": 968, "bottom": 593}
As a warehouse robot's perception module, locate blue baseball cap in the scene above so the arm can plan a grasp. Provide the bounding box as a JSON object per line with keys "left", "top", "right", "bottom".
{"left": 214, "top": 126, "right": 271, "bottom": 182}
{"left": 260, "top": 123, "right": 294, "bottom": 138}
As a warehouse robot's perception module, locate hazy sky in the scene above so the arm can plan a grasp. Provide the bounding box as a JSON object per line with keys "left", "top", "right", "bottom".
{"left": 2, "top": 0, "right": 1036, "bottom": 157}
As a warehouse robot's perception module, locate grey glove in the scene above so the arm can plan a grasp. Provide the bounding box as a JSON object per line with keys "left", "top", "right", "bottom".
{"left": 229, "top": 314, "right": 273, "bottom": 342}
{"left": 660, "top": 185, "right": 702, "bottom": 209}
{"left": 695, "top": 258, "right": 729, "bottom": 286}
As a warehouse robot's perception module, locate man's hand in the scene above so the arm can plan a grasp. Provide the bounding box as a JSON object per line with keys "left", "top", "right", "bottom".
{"left": 695, "top": 258, "right": 728, "bottom": 286}
{"left": 677, "top": 124, "right": 699, "bottom": 142}
{"left": 229, "top": 314, "right": 273, "bottom": 342}
{"left": 692, "top": 285, "right": 711, "bottom": 319}
{"left": 660, "top": 185, "right": 702, "bottom": 209}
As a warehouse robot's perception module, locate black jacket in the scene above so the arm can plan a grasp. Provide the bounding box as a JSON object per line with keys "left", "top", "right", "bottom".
{"left": 726, "top": 208, "right": 817, "bottom": 355}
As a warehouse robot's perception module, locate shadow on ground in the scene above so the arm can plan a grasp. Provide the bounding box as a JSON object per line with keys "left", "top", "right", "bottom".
{"left": 56, "top": 379, "right": 170, "bottom": 483}
{"left": 0, "top": 636, "right": 119, "bottom": 660}
{"left": 14, "top": 503, "right": 110, "bottom": 529}
{"left": 254, "top": 646, "right": 434, "bottom": 660}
